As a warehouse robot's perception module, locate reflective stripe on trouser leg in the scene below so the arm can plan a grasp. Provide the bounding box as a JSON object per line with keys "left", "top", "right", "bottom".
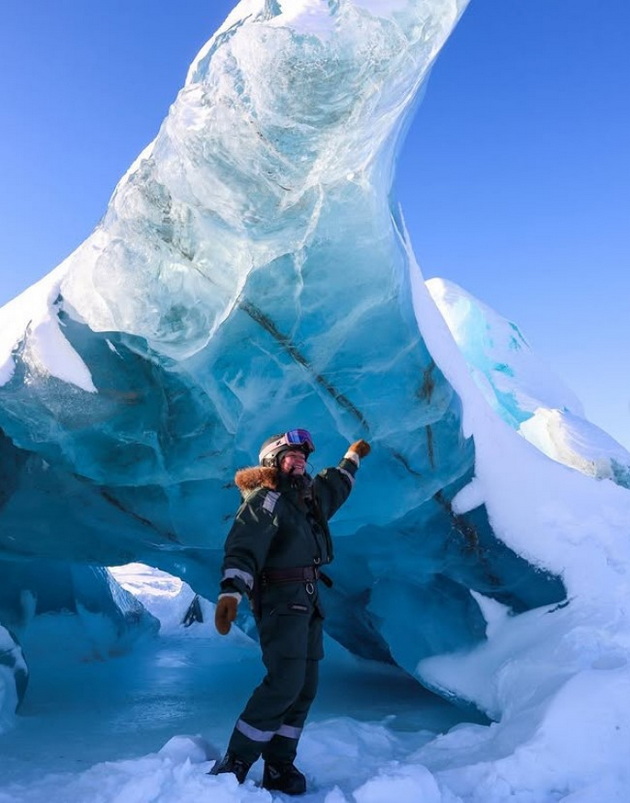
{"left": 229, "top": 718, "right": 303, "bottom": 765}
{"left": 228, "top": 718, "right": 278, "bottom": 764}
{"left": 277, "top": 724, "right": 302, "bottom": 739}
{"left": 228, "top": 600, "right": 322, "bottom": 764}
{"left": 262, "top": 659, "right": 319, "bottom": 764}
{"left": 235, "top": 720, "right": 276, "bottom": 743}
{"left": 228, "top": 658, "right": 314, "bottom": 761}
{"left": 227, "top": 653, "right": 309, "bottom": 763}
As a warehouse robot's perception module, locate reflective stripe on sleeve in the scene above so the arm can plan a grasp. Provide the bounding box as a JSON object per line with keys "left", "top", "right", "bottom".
{"left": 262, "top": 490, "right": 280, "bottom": 514}
{"left": 222, "top": 568, "right": 254, "bottom": 590}
{"left": 236, "top": 719, "right": 276, "bottom": 742}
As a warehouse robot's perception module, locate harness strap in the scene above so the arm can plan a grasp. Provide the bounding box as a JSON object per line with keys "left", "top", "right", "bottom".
{"left": 261, "top": 566, "right": 333, "bottom": 588}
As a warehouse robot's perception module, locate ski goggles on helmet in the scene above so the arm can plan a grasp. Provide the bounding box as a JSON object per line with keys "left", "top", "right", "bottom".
{"left": 259, "top": 429, "right": 315, "bottom": 465}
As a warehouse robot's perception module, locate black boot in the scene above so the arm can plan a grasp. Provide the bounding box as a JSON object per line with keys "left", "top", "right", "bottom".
{"left": 208, "top": 752, "right": 251, "bottom": 783}
{"left": 262, "top": 761, "right": 307, "bottom": 796}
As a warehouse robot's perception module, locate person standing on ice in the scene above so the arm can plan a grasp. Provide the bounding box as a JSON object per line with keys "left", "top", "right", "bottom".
{"left": 209, "top": 428, "right": 370, "bottom": 795}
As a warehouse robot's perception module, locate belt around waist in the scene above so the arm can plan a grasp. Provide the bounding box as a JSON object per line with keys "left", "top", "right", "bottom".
{"left": 261, "top": 566, "right": 332, "bottom": 587}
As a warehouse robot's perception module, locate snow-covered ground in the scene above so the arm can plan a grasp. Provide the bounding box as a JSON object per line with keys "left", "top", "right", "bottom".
{"left": 0, "top": 564, "right": 483, "bottom": 802}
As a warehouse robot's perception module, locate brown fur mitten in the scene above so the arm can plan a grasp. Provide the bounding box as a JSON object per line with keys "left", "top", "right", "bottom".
{"left": 215, "top": 595, "right": 239, "bottom": 635}
{"left": 349, "top": 439, "right": 371, "bottom": 458}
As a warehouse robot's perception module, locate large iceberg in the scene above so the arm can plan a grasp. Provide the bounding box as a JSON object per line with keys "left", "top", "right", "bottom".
{"left": 1, "top": 1, "right": 629, "bottom": 800}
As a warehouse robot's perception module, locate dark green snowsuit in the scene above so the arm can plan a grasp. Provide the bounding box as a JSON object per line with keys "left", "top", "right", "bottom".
{"left": 219, "top": 455, "right": 358, "bottom": 764}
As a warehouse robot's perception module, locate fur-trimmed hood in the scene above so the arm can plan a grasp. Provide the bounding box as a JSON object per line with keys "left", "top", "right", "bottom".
{"left": 234, "top": 466, "right": 280, "bottom": 495}
{"left": 234, "top": 466, "right": 314, "bottom": 498}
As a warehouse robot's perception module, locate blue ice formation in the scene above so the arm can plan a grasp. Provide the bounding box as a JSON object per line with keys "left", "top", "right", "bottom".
{"left": 0, "top": 558, "right": 159, "bottom": 652}
{"left": 0, "top": 0, "right": 567, "bottom": 713}
{"left": 427, "top": 278, "right": 630, "bottom": 488}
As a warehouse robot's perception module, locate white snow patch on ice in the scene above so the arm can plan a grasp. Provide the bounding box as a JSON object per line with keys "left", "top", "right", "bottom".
{"left": 0, "top": 263, "right": 96, "bottom": 392}
{"left": 426, "top": 276, "right": 630, "bottom": 483}
{"left": 519, "top": 406, "right": 630, "bottom": 481}
{"left": 271, "top": 0, "right": 335, "bottom": 37}
{"left": 395, "top": 216, "right": 630, "bottom": 802}
{"left": 353, "top": 763, "right": 443, "bottom": 803}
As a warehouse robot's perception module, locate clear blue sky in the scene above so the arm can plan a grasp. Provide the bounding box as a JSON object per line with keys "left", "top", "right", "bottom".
{"left": 1, "top": 1, "right": 628, "bottom": 449}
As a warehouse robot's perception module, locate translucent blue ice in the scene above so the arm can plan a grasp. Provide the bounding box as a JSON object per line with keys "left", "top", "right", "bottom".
{"left": 0, "top": 0, "right": 565, "bottom": 700}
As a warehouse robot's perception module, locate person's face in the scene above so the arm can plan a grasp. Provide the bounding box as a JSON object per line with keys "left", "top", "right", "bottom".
{"left": 279, "top": 449, "right": 306, "bottom": 475}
